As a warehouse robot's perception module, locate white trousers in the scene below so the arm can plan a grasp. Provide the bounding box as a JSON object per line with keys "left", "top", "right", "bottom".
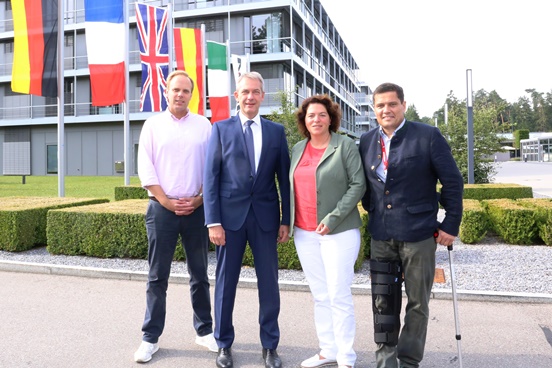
{"left": 294, "top": 227, "right": 360, "bottom": 367}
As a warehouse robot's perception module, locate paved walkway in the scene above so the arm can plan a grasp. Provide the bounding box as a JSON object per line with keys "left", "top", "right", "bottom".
{"left": 2, "top": 271, "right": 551, "bottom": 368}
{"left": 2, "top": 161, "right": 552, "bottom": 367}
{"left": 493, "top": 161, "right": 552, "bottom": 197}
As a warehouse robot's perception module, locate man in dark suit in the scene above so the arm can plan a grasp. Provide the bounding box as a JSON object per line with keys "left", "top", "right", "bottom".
{"left": 203, "top": 71, "right": 290, "bottom": 368}
{"left": 359, "top": 83, "right": 463, "bottom": 368}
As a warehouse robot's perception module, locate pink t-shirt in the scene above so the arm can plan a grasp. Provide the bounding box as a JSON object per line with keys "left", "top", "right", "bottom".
{"left": 293, "top": 142, "right": 326, "bottom": 231}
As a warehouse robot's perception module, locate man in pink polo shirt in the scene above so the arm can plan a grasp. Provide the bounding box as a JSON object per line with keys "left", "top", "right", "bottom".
{"left": 134, "top": 70, "right": 216, "bottom": 363}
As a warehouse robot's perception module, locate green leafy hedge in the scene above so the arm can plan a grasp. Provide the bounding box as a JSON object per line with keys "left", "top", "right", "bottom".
{"left": 0, "top": 197, "right": 109, "bottom": 252}
{"left": 462, "top": 183, "right": 533, "bottom": 200}
{"left": 114, "top": 185, "right": 148, "bottom": 201}
{"left": 482, "top": 199, "right": 538, "bottom": 244}
{"left": 459, "top": 199, "right": 489, "bottom": 244}
{"left": 516, "top": 198, "right": 552, "bottom": 245}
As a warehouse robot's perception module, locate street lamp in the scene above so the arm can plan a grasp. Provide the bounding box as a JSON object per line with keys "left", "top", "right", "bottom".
{"left": 466, "top": 69, "right": 474, "bottom": 184}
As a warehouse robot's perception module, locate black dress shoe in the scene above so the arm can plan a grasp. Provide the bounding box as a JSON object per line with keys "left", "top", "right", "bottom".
{"left": 262, "top": 348, "right": 282, "bottom": 368}
{"left": 216, "top": 348, "right": 233, "bottom": 368}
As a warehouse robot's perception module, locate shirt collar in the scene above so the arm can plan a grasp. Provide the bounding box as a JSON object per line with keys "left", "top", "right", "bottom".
{"left": 239, "top": 112, "right": 260, "bottom": 126}
{"left": 167, "top": 109, "right": 190, "bottom": 122}
{"left": 379, "top": 119, "right": 406, "bottom": 139}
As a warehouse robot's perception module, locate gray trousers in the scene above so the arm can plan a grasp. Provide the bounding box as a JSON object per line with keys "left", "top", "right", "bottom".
{"left": 371, "top": 237, "right": 437, "bottom": 368}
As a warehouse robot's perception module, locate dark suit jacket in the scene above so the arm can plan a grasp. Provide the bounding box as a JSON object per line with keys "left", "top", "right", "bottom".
{"left": 203, "top": 116, "right": 290, "bottom": 232}
{"left": 359, "top": 120, "right": 463, "bottom": 242}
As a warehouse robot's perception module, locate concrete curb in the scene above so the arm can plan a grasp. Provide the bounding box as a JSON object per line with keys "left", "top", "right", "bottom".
{"left": 2, "top": 260, "right": 551, "bottom": 304}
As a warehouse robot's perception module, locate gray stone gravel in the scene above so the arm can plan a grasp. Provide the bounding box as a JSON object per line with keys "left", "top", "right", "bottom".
{"left": 1, "top": 234, "right": 551, "bottom": 295}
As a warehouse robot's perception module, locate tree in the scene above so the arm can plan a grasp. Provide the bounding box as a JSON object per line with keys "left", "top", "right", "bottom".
{"left": 439, "top": 91, "right": 503, "bottom": 183}
{"left": 265, "top": 90, "right": 303, "bottom": 153}
{"left": 510, "top": 96, "right": 533, "bottom": 131}
{"left": 526, "top": 89, "right": 547, "bottom": 132}
{"left": 405, "top": 104, "right": 421, "bottom": 122}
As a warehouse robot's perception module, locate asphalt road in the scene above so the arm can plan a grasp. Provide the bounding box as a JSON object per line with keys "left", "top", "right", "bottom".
{"left": 2, "top": 271, "right": 551, "bottom": 368}
{"left": 493, "top": 161, "right": 552, "bottom": 197}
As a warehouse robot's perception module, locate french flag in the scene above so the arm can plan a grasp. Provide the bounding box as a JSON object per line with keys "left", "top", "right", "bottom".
{"left": 84, "top": 0, "right": 125, "bottom": 106}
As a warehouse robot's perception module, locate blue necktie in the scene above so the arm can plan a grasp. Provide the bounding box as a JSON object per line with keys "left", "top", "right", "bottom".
{"left": 244, "top": 120, "right": 256, "bottom": 175}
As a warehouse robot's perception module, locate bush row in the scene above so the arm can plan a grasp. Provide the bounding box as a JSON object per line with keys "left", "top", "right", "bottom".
{"left": 46, "top": 200, "right": 369, "bottom": 272}
{"left": 0, "top": 197, "right": 109, "bottom": 251}
{"left": 121, "top": 183, "right": 535, "bottom": 202}
{"left": 459, "top": 198, "right": 552, "bottom": 245}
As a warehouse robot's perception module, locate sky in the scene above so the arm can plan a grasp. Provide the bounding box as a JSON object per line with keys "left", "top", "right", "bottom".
{"left": 320, "top": 0, "right": 551, "bottom": 118}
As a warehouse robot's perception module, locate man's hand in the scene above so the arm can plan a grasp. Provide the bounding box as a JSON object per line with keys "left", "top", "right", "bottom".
{"left": 173, "top": 196, "right": 202, "bottom": 216}
{"left": 278, "top": 225, "right": 290, "bottom": 243}
{"left": 209, "top": 225, "right": 226, "bottom": 246}
{"left": 435, "top": 229, "right": 455, "bottom": 247}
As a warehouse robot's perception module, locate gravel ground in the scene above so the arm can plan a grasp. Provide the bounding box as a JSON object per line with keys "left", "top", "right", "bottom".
{"left": 1, "top": 234, "right": 551, "bottom": 295}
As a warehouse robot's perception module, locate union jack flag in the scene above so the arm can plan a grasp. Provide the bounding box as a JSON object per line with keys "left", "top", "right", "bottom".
{"left": 135, "top": 3, "right": 169, "bottom": 112}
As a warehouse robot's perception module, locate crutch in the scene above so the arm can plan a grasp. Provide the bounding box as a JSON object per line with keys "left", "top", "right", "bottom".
{"left": 447, "top": 244, "right": 464, "bottom": 367}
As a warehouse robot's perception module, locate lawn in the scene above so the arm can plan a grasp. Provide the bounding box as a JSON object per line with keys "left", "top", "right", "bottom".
{"left": 0, "top": 175, "right": 141, "bottom": 201}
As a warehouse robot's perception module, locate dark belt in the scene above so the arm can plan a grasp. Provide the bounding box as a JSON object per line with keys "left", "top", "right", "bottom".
{"left": 149, "top": 196, "right": 159, "bottom": 202}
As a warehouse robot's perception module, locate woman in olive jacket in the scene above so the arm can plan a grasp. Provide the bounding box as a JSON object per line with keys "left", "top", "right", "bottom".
{"left": 289, "top": 94, "right": 366, "bottom": 368}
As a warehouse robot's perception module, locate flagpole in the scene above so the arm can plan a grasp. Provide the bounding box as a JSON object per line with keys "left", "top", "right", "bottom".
{"left": 123, "top": 0, "right": 130, "bottom": 185}
{"left": 226, "top": 39, "right": 231, "bottom": 119}
{"left": 57, "top": 0, "right": 65, "bottom": 197}
{"left": 201, "top": 24, "right": 207, "bottom": 116}
{"left": 167, "top": 2, "right": 173, "bottom": 72}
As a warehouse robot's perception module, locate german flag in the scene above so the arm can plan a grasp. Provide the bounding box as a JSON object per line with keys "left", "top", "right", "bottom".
{"left": 11, "top": 0, "right": 58, "bottom": 98}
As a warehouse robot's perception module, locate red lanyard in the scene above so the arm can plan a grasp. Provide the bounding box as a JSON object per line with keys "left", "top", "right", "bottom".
{"left": 380, "top": 138, "right": 388, "bottom": 170}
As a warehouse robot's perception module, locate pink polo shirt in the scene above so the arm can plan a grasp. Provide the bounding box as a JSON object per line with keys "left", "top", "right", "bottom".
{"left": 137, "top": 110, "right": 212, "bottom": 198}
{"left": 293, "top": 142, "right": 325, "bottom": 231}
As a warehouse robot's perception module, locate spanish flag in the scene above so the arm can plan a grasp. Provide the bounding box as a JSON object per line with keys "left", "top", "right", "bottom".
{"left": 11, "top": 0, "right": 58, "bottom": 98}
{"left": 174, "top": 28, "right": 205, "bottom": 115}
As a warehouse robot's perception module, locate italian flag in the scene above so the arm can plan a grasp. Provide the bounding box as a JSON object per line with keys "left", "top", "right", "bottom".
{"left": 207, "top": 41, "right": 230, "bottom": 123}
{"left": 174, "top": 27, "right": 204, "bottom": 115}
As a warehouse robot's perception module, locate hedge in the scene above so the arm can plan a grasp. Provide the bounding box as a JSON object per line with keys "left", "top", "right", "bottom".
{"left": 462, "top": 183, "right": 533, "bottom": 200}
{"left": 459, "top": 199, "right": 489, "bottom": 244}
{"left": 516, "top": 198, "right": 552, "bottom": 246}
{"left": 46, "top": 199, "right": 187, "bottom": 260}
{"left": 482, "top": 199, "right": 538, "bottom": 244}
{"left": 114, "top": 185, "right": 148, "bottom": 201}
{"left": 0, "top": 197, "right": 109, "bottom": 252}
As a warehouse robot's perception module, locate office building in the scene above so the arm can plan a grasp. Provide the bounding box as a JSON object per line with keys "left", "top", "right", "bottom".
{"left": 0, "top": 0, "right": 375, "bottom": 176}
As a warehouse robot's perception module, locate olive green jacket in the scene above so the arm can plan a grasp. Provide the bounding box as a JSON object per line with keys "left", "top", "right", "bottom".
{"left": 289, "top": 132, "right": 366, "bottom": 236}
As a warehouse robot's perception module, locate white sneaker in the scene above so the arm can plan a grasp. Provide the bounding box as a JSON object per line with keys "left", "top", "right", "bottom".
{"left": 195, "top": 332, "right": 218, "bottom": 352}
{"left": 301, "top": 354, "right": 337, "bottom": 368}
{"left": 134, "top": 341, "right": 159, "bottom": 363}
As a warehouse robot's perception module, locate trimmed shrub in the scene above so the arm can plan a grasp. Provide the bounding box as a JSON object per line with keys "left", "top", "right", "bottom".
{"left": 462, "top": 183, "right": 533, "bottom": 200}
{"left": 0, "top": 197, "right": 109, "bottom": 252}
{"left": 360, "top": 206, "right": 371, "bottom": 259}
{"left": 46, "top": 199, "right": 187, "bottom": 260}
{"left": 459, "top": 199, "right": 489, "bottom": 244}
{"left": 482, "top": 199, "right": 538, "bottom": 244}
{"left": 47, "top": 200, "right": 149, "bottom": 257}
{"left": 114, "top": 185, "right": 148, "bottom": 201}
{"left": 516, "top": 198, "right": 552, "bottom": 246}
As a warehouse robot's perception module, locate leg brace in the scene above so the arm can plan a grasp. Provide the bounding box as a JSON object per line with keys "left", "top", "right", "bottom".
{"left": 370, "top": 259, "right": 403, "bottom": 346}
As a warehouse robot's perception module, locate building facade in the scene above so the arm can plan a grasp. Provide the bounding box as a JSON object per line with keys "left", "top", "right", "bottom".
{"left": 0, "top": 0, "right": 374, "bottom": 176}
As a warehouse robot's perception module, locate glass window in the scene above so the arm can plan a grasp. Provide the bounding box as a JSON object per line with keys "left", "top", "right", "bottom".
{"left": 47, "top": 145, "right": 58, "bottom": 174}
{"left": 184, "top": 18, "right": 224, "bottom": 43}
{"left": 251, "top": 13, "right": 282, "bottom": 54}
{"left": 4, "top": 41, "right": 13, "bottom": 54}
